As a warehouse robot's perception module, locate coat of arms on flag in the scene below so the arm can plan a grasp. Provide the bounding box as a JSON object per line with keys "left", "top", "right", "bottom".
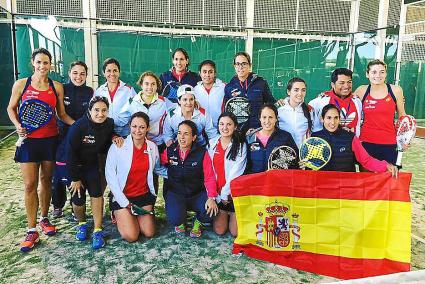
{"left": 255, "top": 201, "right": 300, "bottom": 250}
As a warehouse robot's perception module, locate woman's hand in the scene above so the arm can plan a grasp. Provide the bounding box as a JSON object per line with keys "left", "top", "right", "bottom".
{"left": 205, "top": 198, "right": 218, "bottom": 217}
{"left": 69, "top": 180, "right": 84, "bottom": 198}
{"left": 275, "top": 99, "right": 286, "bottom": 107}
{"left": 299, "top": 159, "right": 307, "bottom": 170}
{"left": 386, "top": 163, "right": 399, "bottom": 178}
{"left": 401, "top": 142, "right": 410, "bottom": 151}
{"left": 16, "top": 124, "right": 27, "bottom": 137}
{"left": 112, "top": 136, "right": 124, "bottom": 148}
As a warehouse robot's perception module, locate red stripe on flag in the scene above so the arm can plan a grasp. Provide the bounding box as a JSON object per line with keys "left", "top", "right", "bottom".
{"left": 230, "top": 170, "right": 411, "bottom": 202}
{"left": 233, "top": 243, "right": 410, "bottom": 280}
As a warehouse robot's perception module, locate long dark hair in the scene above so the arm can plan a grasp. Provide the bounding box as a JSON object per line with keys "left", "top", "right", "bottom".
{"left": 286, "top": 77, "right": 312, "bottom": 132}
{"left": 217, "top": 112, "right": 244, "bottom": 161}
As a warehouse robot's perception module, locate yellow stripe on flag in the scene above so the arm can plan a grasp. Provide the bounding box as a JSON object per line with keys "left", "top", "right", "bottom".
{"left": 234, "top": 195, "right": 411, "bottom": 263}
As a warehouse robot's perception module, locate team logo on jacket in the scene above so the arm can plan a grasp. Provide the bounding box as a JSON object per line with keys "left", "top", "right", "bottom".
{"left": 82, "top": 135, "right": 95, "bottom": 144}
{"left": 250, "top": 142, "right": 260, "bottom": 151}
{"left": 255, "top": 200, "right": 301, "bottom": 250}
{"left": 64, "top": 97, "right": 71, "bottom": 105}
{"left": 169, "top": 155, "right": 178, "bottom": 166}
{"left": 339, "top": 147, "right": 346, "bottom": 152}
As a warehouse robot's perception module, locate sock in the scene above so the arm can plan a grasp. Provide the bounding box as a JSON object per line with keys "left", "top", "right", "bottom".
{"left": 28, "top": 227, "right": 37, "bottom": 233}
{"left": 39, "top": 216, "right": 48, "bottom": 222}
{"left": 78, "top": 221, "right": 87, "bottom": 226}
{"left": 94, "top": 228, "right": 102, "bottom": 233}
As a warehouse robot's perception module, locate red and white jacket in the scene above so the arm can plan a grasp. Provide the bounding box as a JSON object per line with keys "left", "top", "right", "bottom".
{"left": 94, "top": 80, "right": 137, "bottom": 136}
{"left": 207, "top": 136, "right": 247, "bottom": 202}
{"left": 105, "top": 136, "right": 167, "bottom": 208}
{"left": 117, "top": 93, "right": 168, "bottom": 145}
{"left": 308, "top": 90, "right": 362, "bottom": 136}
{"left": 163, "top": 107, "right": 218, "bottom": 146}
{"left": 194, "top": 79, "right": 226, "bottom": 129}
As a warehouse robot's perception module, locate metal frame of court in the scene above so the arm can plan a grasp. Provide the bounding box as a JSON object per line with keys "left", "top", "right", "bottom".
{"left": 1, "top": 0, "right": 424, "bottom": 88}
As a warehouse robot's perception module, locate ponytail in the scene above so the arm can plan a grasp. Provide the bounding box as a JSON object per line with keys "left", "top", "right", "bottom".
{"left": 300, "top": 102, "right": 312, "bottom": 132}
{"left": 227, "top": 129, "right": 244, "bottom": 161}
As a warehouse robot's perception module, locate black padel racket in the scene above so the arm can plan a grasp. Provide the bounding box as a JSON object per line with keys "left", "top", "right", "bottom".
{"left": 268, "top": 145, "right": 297, "bottom": 170}
{"left": 225, "top": 96, "right": 251, "bottom": 125}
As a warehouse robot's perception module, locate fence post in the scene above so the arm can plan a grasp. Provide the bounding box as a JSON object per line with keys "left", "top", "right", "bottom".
{"left": 245, "top": 0, "right": 255, "bottom": 57}
{"left": 82, "top": 0, "right": 98, "bottom": 89}
{"left": 395, "top": 3, "right": 407, "bottom": 86}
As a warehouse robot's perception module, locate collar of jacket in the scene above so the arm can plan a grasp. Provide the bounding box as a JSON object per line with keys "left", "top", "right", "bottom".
{"left": 282, "top": 96, "right": 304, "bottom": 111}
{"left": 134, "top": 92, "right": 159, "bottom": 104}
{"left": 99, "top": 80, "right": 125, "bottom": 91}
{"left": 174, "top": 106, "right": 202, "bottom": 119}
{"left": 196, "top": 78, "right": 224, "bottom": 88}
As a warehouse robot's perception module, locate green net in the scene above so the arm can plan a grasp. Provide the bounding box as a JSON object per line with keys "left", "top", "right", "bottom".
{"left": 253, "top": 38, "right": 350, "bottom": 101}
{"left": 97, "top": 31, "right": 244, "bottom": 91}
{"left": 0, "top": 20, "right": 14, "bottom": 126}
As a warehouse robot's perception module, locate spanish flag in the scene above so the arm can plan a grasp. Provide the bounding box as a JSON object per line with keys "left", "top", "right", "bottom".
{"left": 232, "top": 170, "right": 412, "bottom": 280}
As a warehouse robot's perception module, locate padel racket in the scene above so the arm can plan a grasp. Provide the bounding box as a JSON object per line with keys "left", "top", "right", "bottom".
{"left": 299, "top": 137, "right": 332, "bottom": 170}
{"left": 268, "top": 145, "right": 297, "bottom": 170}
{"left": 162, "top": 80, "right": 181, "bottom": 104}
{"left": 16, "top": 99, "right": 54, "bottom": 147}
{"left": 395, "top": 115, "right": 416, "bottom": 166}
{"left": 225, "top": 96, "right": 251, "bottom": 125}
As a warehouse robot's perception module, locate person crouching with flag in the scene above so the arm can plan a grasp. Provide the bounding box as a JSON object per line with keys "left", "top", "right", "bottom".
{"left": 310, "top": 104, "right": 398, "bottom": 176}
{"left": 161, "top": 120, "right": 219, "bottom": 238}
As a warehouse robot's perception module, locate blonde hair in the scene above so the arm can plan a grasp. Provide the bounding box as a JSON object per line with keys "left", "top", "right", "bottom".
{"left": 136, "top": 71, "right": 162, "bottom": 90}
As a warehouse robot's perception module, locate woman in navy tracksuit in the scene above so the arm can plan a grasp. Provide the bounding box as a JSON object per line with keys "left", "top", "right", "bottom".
{"left": 224, "top": 52, "right": 276, "bottom": 134}
{"left": 246, "top": 104, "right": 299, "bottom": 174}
{"left": 51, "top": 61, "right": 93, "bottom": 218}
{"left": 66, "top": 96, "right": 120, "bottom": 249}
{"left": 159, "top": 48, "right": 200, "bottom": 109}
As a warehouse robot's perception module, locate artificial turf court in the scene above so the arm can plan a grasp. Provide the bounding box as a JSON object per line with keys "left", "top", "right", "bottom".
{"left": 0, "top": 134, "right": 424, "bottom": 283}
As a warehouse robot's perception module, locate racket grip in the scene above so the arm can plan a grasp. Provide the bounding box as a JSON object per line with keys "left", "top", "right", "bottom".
{"left": 16, "top": 136, "right": 25, "bottom": 147}
{"left": 396, "top": 151, "right": 403, "bottom": 167}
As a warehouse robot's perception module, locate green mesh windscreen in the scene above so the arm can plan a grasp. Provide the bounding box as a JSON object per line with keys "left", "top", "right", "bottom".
{"left": 0, "top": 22, "right": 15, "bottom": 126}
{"left": 3, "top": 23, "right": 425, "bottom": 125}
{"left": 253, "top": 38, "right": 350, "bottom": 101}
{"left": 97, "top": 32, "right": 244, "bottom": 91}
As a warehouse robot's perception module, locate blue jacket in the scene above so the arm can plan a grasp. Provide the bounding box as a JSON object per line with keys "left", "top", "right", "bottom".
{"left": 312, "top": 128, "right": 356, "bottom": 172}
{"left": 246, "top": 128, "right": 299, "bottom": 174}
{"left": 159, "top": 70, "right": 200, "bottom": 104}
{"left": 56, "top": 82, "right": 93, "bottom": 162}
{"left": 224, "top": 73, "right": 276, "bottom": 130}
{"left": 166, "top": 142, "right": 206, "bottom": 197}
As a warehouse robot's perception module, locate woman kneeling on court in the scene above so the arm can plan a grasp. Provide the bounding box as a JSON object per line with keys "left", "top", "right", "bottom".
{"left": 67, "top": 96, "right": 120, "bottom": 249}
{"left": 246, "top": 104, "right": 299, "bottom": 173}
{"left": 208, "top": 113, "right": 246, "bottom": 237}
{"left": 311, "top": 104, "right": 398, "bottom": 176}
{"left": 162, "top": 120, "right": 219, "bottom": 238}
{"left": 106, "top": 112, "right": 166, "bottom": 242}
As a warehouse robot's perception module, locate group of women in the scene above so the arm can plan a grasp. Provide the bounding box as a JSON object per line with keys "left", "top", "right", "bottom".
{"left": 7, "top": 47, "right": 405, "bottom": 252}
